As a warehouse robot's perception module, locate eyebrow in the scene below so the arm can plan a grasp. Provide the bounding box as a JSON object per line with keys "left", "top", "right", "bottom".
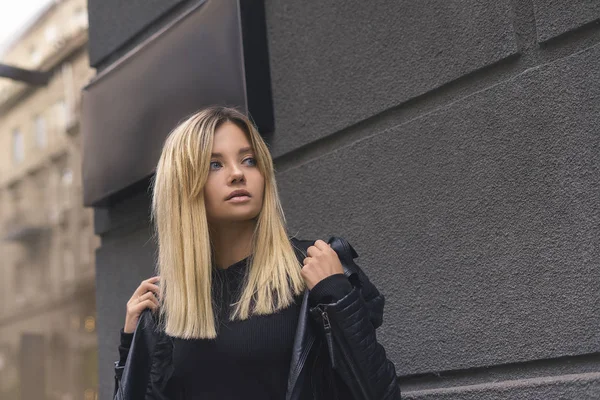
{"left": 211, "top": 147, "right": 253, "bottom": 158}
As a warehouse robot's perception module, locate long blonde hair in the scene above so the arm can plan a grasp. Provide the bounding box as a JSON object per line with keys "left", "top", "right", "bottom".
{"left": 151, "top": 107, "right": 305, "bottom": 339}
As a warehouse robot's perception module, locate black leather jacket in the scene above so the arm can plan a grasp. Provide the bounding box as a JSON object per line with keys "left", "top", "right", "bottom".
{"left": 113, "top": 237, "right": 401, "bottom": 399}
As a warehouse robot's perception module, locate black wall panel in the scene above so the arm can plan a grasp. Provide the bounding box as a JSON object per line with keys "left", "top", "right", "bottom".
{"left": 87, "top": 0, "right": 189, "bottom": 66}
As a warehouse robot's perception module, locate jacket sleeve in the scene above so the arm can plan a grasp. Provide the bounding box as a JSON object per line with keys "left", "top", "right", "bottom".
{"left": 114, "top": 362, "right": 125, "bottom": 400}
{"left": 113, "top": 328, "right": 134, "bottom": 396}
{"left": 311, "top": 237, "right": 401, "bottom": 400}
{"left": 113, "top": 310, "right": 173, "bottom": 400}
{"left": 145, "top": 329, "right": 174, "bottom": 400}
{"left": 118, "top": 329, "right": 134, "bottom": 366}
{"left": 113, "top": 328, "right": 140, "bottom": 400}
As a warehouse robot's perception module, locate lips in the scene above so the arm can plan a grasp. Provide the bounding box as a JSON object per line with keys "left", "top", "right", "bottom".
{"left": 226, "top": 189, "right": 251, "bottom": 201}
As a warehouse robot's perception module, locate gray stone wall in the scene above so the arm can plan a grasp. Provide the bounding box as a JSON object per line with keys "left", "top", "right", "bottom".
{"left": 88, "top": 1, "right": 600, "bottom": 398}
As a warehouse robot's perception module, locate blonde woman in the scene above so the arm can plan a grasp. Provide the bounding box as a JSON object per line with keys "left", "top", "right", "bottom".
{"left": 113, "top": 107, "right": 401, "bottom": 400}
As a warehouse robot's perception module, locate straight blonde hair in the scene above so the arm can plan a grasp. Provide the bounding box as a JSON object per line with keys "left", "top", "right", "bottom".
{"left": 151, "top": 107, "right": 305, "bottom": 339}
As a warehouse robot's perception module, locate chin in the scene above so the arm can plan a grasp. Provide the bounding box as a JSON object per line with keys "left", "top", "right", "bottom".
{"left": 221, "top": 209, "right": 261, "bottom": 222}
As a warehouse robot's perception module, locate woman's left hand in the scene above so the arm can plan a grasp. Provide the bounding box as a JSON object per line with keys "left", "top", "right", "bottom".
{"left": 301, "top": 239, "right": 344, "bottom": 290}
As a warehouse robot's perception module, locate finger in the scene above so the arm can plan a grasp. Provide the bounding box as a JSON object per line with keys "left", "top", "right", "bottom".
{"left": 302, "top": 257, "right": 312, "bottom": 266}
{"left": 138, "top": 291, "right": 158, "bottom": 304}
{"left": 134, "top": 299, "right": 158, "bottom": 313}
{"left": 146, "top": 294, "right": 159, "bottom": 307}
{"left": 133, "top": 282, "right": 159, "bottom": 299}
{"left": 143, "top": 282, "right": 160, "bottom": 294}
{"left": 306, "top": 245, "right": 321, "bottom": 257}
{"left": 138, "top": 276, "right": 159, "bottom": 292}
{"left": 144, "top": 299, "right": 159, "bottom": 311}
{"left": 132, "top": 281, "right": 148, "bottom": 298}
{"left": 314, "top": 240, "right": 330, "bottom": 251}
{"left": 143, "top": 292, "right": 159, "bottom": 307}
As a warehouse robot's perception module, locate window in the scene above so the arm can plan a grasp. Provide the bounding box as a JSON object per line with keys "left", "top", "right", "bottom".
{"left": 48, "top": 333, "right": 68, "bottom": 392}
{"left": 55, "top": 100, "right": 67, "bottom": 132}
{"left": 0, "top": 191, "right": 5, "bottom": 224}
{"left": 81, "top": 234, "right": 98, "bottom": 266}
{"left": 61, "top": 168, "right": 73, "bottom": 209}
{"left": 34, "top": 115, "right": 46, "bottom": 148}
{"left": 63, "top": 249, "right": 74, "bottom": 281}
{"left": 45, "top": 26, "right": 57, "bottom": 43}
{"left": 72, "top": 7, "right": 88, "bottom": 29}
{"left": 61, "top": 168, "right": 73, "bottom": 186}
{"left": 14, "top": 262, "right": 27, "bottom": 302}
{"left": 81, "top": 233, "right": 90, "bottom": 264}
{"left": 12, "top": 129, "right": 24, "bottom": 164}
{"left": 8, "top": 184, "right": 23, "bottom": 216}
{"left": 30, "top": 46, "right": 41, "bottom": 65}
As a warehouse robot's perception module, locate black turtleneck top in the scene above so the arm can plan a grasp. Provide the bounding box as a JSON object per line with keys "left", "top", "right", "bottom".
{"left": 118, "top": 256, "right": 352, "bottom": 399}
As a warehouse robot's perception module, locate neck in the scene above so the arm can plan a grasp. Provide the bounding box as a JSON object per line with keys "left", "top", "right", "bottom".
{"left": 209, "top": 219, "right": 256, "bottom": 269}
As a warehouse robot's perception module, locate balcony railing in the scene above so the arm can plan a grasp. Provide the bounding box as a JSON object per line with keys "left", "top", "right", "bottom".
{"left": 2, "top": 211, "right": 49, "bottom": 242}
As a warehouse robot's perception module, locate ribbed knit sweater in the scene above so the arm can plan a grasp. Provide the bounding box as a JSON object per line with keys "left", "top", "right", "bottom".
{"left": 118, "top": 256, "right": 352, "bottom": 399}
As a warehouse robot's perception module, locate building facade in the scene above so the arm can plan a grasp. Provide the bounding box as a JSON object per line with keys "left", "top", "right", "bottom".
{"left": 85, "top": 1, "right": 600, "bottom": 399}
{"left": 0, "top": 0, "right": 99, "bottom": 399}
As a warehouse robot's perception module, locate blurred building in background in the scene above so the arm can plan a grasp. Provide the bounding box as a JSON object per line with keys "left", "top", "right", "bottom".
{"left": 0, "top": 0, "right": 99, "bottom": 399}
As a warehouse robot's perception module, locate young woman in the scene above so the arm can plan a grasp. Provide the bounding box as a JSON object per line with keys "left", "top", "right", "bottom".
{"left": 113, "top": 107, "right": 401, "bottom": 400}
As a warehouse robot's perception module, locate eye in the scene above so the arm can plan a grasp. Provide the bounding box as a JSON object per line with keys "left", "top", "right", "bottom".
{"left": 209, "top": 161, "right": 222, "bottom": 170}
{"left": 243, "top": 157, "right": 257, "bottom": 167}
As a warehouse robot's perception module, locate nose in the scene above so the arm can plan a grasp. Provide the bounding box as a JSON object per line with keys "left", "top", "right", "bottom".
{"left": 229, "top": 164, "right": 245, "bottom": 184}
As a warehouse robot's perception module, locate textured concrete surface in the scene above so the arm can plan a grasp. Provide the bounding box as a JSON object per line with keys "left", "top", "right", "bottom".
{"left": 533, "top": 0, "right": 600, "bottom": 42}
{"left": 87, "top": 1, "right": 600, "bottom": 398}
{"left": 265, "top": 0, "right": 518, "bottom": 156}
{"left": 404, "top": 372, "right": 600, "bottom": 399}
{"left": 278, "top": 42, "right": 600, "bottom": 376}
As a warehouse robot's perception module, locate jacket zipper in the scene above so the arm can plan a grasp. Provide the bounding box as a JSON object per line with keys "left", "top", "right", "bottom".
{"left": 320, "top": 307, "right": 372, "bottom": 400}
{"left": 321, "top": 310, "right": 337, "bottom": 370}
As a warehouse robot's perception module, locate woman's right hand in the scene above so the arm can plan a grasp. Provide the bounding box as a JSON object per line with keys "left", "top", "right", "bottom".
{"left": 124, "top": 276, "right": 160, "bottom": 334}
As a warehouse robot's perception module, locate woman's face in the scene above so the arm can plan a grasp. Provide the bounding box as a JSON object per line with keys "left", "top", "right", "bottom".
{"left": 203, "top": 122, "right": 265, "bottom": 225}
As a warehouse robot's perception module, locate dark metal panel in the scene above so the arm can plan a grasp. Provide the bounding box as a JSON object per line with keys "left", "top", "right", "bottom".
{"left": 87, "top": 0, "right": 189, "bottom": 67}
{"left": 82, "top": 0, "right": 272, "bottom": 206}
